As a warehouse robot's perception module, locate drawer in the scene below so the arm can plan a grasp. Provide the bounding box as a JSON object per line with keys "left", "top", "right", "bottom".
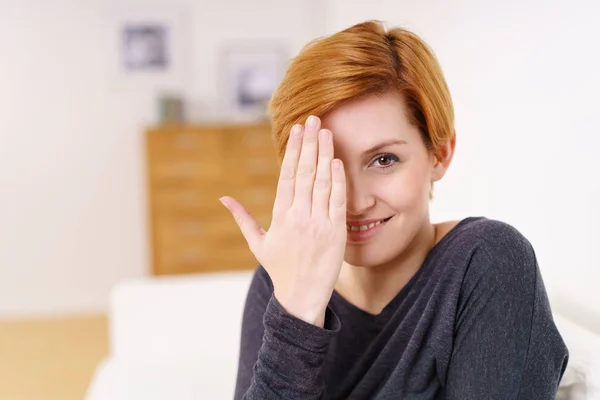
{"left": 224, "top": 184, "right": 277, "bottom": 209}
{"left": 151, "top": 186, "right": 226, "bottom": 212}
{"left": 151, "top": 184, "right": 276, "bottom": 213}
{"left": 222, "top": 125, "right": 273, "bottom": 149}
{"left": 147, "top": 128, "right": 222, "bottom": 159}
{"left": 225, "top": 155, "right": 280, "bottom": 183}
{"left": 153, "top": 208, "right": 273, "bottom": 244}
{"left": 154, "top": 212, "right": 239, "bottom": 245}
{"left": 222, "top": 126, "right": 278, "bottom": 159}
{"left": 155, "top": 241, "right": 257, "bottom": 275}
{"left": 149, "top": 159, "right": 223, "bottom": 184}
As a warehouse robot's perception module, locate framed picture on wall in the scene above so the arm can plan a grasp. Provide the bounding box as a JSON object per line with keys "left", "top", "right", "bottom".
{"left": 104, "top": 6, "right": 192, "bottom": 93}
{"left": 219, "top": 44, "right": 288, "bottom": 122}
{"left": 122, "top": 24, "right": 169, "bottom": 71}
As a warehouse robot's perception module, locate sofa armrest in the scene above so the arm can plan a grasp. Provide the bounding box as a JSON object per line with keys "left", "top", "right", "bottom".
{"left": 86, "top": 355, "right": 238, "bottom": 400}
{"left": 108, "top": 270, "right": 254, "bottom": 362}
{"left": 553, "top": 312, "right": 600, "bottom": 399}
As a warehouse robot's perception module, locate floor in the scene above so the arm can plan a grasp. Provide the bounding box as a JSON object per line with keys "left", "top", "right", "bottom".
{"left": 0, "top": 314, "right": 108, "bottom": 400}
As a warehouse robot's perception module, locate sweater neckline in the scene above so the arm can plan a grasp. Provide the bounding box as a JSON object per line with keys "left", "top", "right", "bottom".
{"left": 331, "top": 216, "right": 483, "bottom": 322}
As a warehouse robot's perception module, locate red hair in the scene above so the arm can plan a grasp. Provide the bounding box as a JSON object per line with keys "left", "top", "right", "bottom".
{"left": 268, "top": 20, "right": 455, "bottom": 165}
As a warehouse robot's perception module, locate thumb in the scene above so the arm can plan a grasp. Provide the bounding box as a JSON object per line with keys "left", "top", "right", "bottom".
{"left": 219, "top": 196, "right": 265, "bottom": 253}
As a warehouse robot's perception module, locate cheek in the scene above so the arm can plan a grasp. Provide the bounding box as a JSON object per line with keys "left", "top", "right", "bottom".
{"left": 375, "top": 168, "right": 431, "bottom": 207}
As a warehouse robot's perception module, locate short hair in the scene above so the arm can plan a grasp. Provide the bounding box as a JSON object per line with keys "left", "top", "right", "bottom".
{"left": 268, "top": 20, "right": 455, "bottom": 165}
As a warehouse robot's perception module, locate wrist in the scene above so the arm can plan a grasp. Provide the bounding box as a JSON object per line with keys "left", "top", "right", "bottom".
{"left": 274, "top": 290, "right": 327, "bottom": 328}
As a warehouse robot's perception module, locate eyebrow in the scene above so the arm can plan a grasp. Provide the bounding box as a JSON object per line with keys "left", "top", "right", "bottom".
{"left": 363, "top": 139, "right": 407, "bottom": 155}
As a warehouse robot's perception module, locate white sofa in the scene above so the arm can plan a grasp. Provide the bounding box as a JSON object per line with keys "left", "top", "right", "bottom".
{"left": 85, "top": 270, "right": 600, "bottom": 400}
{"left": 85, "top": 271, "right": 252, "bottom": 400}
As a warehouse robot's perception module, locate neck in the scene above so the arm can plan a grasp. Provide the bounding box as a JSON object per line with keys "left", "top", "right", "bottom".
{"left": 337, "top": 220, "right": 437, "bottom": 315}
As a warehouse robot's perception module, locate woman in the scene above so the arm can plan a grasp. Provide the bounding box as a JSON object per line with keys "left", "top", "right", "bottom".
{"left": 221, "top": 20, "right": 568, "bottom": 399}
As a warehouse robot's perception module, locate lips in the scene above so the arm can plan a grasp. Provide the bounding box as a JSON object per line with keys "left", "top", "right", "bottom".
{"left": 346, "top": 216, "right": 393, "bottom": 243}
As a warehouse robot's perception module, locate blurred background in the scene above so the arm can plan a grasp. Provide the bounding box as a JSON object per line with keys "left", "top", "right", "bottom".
{"left": 0, "top": 0, "right": 598, "bottom": 399}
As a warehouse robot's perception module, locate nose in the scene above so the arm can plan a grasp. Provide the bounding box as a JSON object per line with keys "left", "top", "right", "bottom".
{"left": 345, "top": 174, "right": 376, "bottom": 218}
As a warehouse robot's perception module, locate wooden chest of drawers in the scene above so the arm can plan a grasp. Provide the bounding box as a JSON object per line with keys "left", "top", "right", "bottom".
{"left": 146, "top": 123, "right": 279, "bottom": 275}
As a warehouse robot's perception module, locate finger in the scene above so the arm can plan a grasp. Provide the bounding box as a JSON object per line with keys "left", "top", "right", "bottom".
{"left": 312, "top": 129, "right": 333, "bottom": 219}
{"left": 329, "top": 159, "right": 347, "bottom": 226}
{"left": 292, "top": 115, "right": 320, "bottom": 214}
{"left": 272, "top": 124, "right": 303, "bottom": 218}
{"left": 220, "top": 196, "right": 265, "bottom": 253}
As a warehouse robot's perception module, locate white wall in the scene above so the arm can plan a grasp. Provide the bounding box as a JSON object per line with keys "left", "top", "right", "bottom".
{"left": 328, "top": 0, "right": 600, "bottom": 326}
{"left": 3, "top": 0, "right": 598, "bottom": 322}
{"left": 0, "top": 0, "right": 326, "bottom": 318}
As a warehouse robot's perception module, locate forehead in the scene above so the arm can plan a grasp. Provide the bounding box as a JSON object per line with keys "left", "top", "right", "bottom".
{"left": 321, "top": 92, "right": 418, "bottom": 153}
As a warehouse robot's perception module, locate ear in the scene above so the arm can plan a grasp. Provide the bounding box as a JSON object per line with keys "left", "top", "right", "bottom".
{"left": 431, "top": 136, "right": 456, "bottom": 182}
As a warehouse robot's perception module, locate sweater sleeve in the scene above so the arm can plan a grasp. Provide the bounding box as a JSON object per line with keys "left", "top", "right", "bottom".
{"left": 445, "top": 229, "right": 569, "bottom": 399}
{"left": 234, "top": 266, "right": 341, "bottom": 400}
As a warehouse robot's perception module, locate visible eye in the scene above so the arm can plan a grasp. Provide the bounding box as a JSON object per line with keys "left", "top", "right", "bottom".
{"left": 371, "top": 153, "right": 400, "bottom": 169}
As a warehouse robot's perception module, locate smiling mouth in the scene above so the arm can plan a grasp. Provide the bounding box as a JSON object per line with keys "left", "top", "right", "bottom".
{"left": 346, "top": 216, "right": 393, "bottom": 232}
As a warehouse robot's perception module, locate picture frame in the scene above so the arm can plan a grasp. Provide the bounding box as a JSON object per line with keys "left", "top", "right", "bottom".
{"left": 104, "top": 6, "right": 192, "bottom": 93}
{"left": 219, "top": 44, "right": 288, "bottom": 122}
{"left": 122, "top": 24, "right": 169, "bottom": 71}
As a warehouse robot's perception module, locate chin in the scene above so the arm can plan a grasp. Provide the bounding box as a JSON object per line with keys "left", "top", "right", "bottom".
{"left": 344, "top": 240, "right": 404, "bottom": 268}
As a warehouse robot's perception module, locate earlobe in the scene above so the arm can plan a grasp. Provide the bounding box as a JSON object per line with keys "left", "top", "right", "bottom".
{"left": 431, "top": 164, "right": 444, "bottom": 182}
{"left": 431, "top": 136, "right": 456, "bottom": 182}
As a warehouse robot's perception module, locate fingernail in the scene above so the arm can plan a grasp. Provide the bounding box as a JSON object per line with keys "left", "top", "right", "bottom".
{"left": 307, "top": 115, "right": 319, "bottom": 130}
{"left": 291, "top": 124, "right": 302, "bottom": 138}
{"left": 319, "top": 129, "right": 330, "bottom": 141}
{"left": 219, "top": 197, "right": 229, "bottom": 209}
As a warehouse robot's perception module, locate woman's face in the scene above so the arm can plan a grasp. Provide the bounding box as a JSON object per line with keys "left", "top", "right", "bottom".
{"left": 321, "top": 91, "right": 450, "bottom": 267}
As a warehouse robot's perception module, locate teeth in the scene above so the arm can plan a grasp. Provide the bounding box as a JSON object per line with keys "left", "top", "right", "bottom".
{"left": 347, "top": 219, "right": 385, "bottom": 232}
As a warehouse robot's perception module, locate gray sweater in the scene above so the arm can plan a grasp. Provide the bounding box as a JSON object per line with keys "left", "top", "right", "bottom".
{"left": 234, "top": 217, "right": 569, "bottom": 399}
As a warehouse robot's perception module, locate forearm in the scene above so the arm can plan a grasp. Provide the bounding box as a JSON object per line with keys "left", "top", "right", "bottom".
{"left": 238, "top": 295, "right": 339, "bottom": 399}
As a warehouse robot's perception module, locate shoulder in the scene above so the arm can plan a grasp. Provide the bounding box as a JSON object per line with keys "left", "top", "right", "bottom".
{"left": 452, "top": 216, "right": 530, "bottom": 244}
{"left": 451, "top": 217, "right": 538, "bottom": 292}
{"left": 450, "top": 217, "right": 536, "bottom": 264}
{"left": 446, "top": 219, "right": 542, "bottom": 333}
